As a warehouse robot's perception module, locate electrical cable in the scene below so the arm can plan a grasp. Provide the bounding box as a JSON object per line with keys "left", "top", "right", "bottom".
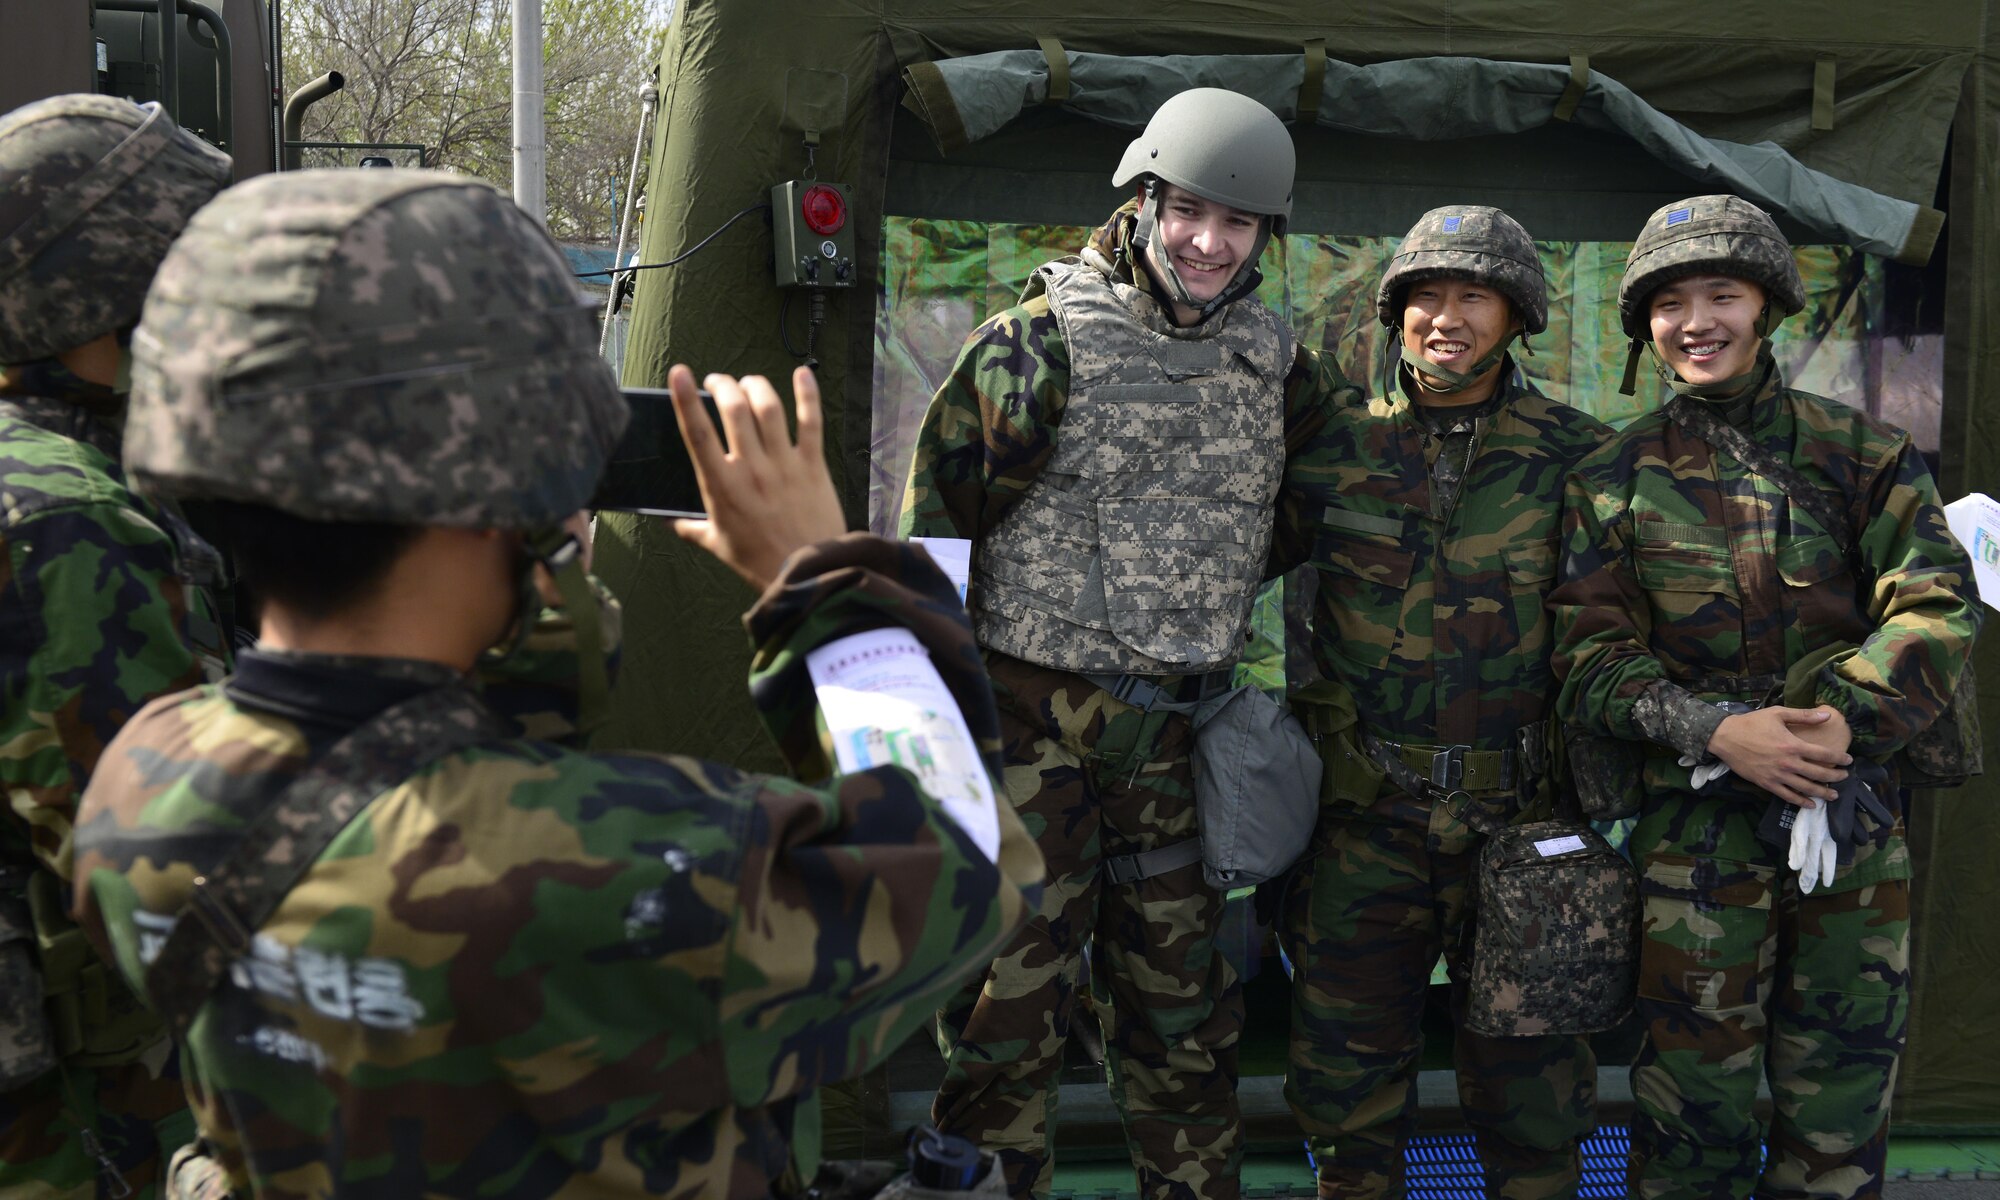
{"left": 574, "top": 202, "right": 770, "bottom": 280}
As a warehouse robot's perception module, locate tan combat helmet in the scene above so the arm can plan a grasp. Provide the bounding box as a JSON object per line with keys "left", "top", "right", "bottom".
{"left": 1112, "top": 87, "right": 1295, "bottom": 321}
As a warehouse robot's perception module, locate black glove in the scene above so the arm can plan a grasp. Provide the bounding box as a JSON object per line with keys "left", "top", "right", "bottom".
{"left": 1822, "top": 760, "right": 1892, "bottom": 864}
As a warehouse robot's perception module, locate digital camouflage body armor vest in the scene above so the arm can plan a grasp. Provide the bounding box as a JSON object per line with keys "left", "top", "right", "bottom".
{"left": 970, "top": 257, "right": 1288, "bottom": 675}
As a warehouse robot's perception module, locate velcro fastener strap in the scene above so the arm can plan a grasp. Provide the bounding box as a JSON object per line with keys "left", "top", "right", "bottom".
{"left": 1321, "top": 506, "right": 1404, "bottom": 538}
{"left": 1036, "top": 36, "right": 1070, "bottom": 104}
{"left": 1553, "top": 54, "right": 1590, "bottom": 122}
{"left": 1103, "top": 838, "right": 1203, "bottom": 886}
{"left": 0, "top": 102, "right": 177, "bottom": 283}
{"left": 1298, "top": 39, "right": 1327, "bottom": 124}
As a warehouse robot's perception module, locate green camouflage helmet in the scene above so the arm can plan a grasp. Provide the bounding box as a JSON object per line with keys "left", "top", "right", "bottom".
{"left": 0, "top": 95, "right": 231, "bottom": 364}
{"left": 1376, "top": 206, "right": 1548, "bottom": 335}
{"left": 125, "top": 170, "right": 628, "bottom": 528}
{"left": 1617, "top": 194, "right": 1805, "bottom": 338}
{"left": 1112, "top": 87, "right": 1295, "bottom": 227}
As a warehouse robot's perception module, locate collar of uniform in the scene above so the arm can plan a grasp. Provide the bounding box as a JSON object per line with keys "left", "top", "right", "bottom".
{"left": 1686, "top": 348, "right": 1782, "bottom": 432}
{"left": 226, "top": 647, "right": 468, "bottom": 731}
{"left": 0, "top": 363, "right": 125, "bottom": 459}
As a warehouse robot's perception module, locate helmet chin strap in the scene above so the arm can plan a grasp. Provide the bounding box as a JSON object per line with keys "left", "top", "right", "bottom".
{"left": 1398, "top": 330, "right": 1518, "bottom": 397}
{"left": 1130, "top": 180, "right": 1270, "bottom": 324}
{"left": 482, "top": 525, "right": 610, "bottom": 741}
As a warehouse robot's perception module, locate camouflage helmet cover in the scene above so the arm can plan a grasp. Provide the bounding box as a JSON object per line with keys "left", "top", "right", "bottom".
{"left": 1617, "top": 194, "right": 1806, "bottom": 338}
{"left": 0, "top": 95, "right": 231, "bottom": 364}
{"left": 1376, "top": 206, "right": 1548, "bottom": 335}
{"left": 125, "top": 170, "right": 628, "bottom": 528}
{"left": 1112, "top": 87, "right": 1295, "bottom": 231}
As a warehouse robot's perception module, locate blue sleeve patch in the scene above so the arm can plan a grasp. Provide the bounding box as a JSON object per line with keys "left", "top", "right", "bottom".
{"left": 1665, "top": 207, "right": 1693, "bottom": 227}
{"left": 1441, "top": 215, "right": 1462, "bottom": 233}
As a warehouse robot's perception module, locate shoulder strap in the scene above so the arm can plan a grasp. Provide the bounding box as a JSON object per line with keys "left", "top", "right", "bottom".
{"left": 1663, "top": 395, "right": 1856, "bottom": 559}
{"left": 144, "top": 685, "right": 505, "bottom": 1036}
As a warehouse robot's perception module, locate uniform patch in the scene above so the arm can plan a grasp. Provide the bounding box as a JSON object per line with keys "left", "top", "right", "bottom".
{"left": 1666, "top": 207, "right": 1693, "bottom": 227}
{"left": 1441, "top": 215, "right": 1463, "bottom": 233}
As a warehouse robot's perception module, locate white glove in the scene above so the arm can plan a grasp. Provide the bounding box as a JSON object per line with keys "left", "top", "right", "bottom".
{"left": 1678, "top": 753, "right": 1733, "bottom": 790}
{"left": 1788, "top": 802, "right": 1837, "bottom": 894}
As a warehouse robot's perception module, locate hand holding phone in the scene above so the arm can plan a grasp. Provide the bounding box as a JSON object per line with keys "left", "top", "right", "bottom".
{"left": 667, "top": 364, "right": 847, "bottom": 591}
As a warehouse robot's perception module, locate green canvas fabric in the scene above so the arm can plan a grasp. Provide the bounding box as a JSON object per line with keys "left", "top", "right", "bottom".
{"left": 902, "top": 52, "right": 1941, "bottom": 265}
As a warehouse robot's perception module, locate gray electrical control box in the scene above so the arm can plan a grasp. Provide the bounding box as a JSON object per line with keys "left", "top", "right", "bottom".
{"left": 771, "top": 179, "right": 855, "bottom": 288}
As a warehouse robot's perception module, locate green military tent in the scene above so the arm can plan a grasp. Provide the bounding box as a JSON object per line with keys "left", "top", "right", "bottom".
{"left": 598, "top": 0, "right": 2000, "bottom": 1132}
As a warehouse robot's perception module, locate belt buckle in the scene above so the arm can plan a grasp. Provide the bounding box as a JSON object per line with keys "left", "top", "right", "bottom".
{"left": 1428, "top": 745, "right": 1470, "bottom": 790}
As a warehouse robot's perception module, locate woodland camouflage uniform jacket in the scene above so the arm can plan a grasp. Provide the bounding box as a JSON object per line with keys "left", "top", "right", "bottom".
{"left": 71, "top": 535, "right": 1044, "bottom": 1199}
{"left": 1, "top": 373, "right": 217, "bottom": 884}
{"left": 1273, "top": 371, "right": 1614, "bottom": 755}
{"left": 1550, "top": 361, "right": 1983, "bottom": 829}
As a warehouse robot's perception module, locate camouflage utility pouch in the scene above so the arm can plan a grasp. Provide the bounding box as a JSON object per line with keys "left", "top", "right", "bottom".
{"left": 0, "top": 869, "right": 58, "bottom": 1087}
{"left": 1901, "top": 659, "right": 1982, "bottom": 788}
{"left": 1562, "top": 727, "right": 1646, "bottom": 821}
{"left": 1465, "top": 819, "right": 1638, "bottom": 1037}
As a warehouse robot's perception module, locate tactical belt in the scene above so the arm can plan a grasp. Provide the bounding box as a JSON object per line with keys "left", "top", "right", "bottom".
{"left": 1083, "top": 670, "right": 1231, "bottom": 885}
{"left": 1358, "top": 723, "right": 1550, "bottom": 837}
{"left": 1102, "top": 838, "right": 1204, "bottom": 886}
{"left": 1081, "top": 669, "right": 1233, "bottom": 716}
{"left": 145, "top": 685, "right": 505, "bottom": 1037}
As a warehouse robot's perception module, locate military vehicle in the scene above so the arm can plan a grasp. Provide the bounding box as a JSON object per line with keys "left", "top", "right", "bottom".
{"left": 1, "top": 1, "right": 419, "bottom": 177}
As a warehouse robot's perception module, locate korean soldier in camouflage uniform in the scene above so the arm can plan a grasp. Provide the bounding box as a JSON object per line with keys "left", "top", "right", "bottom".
{"left": 67, "top": 168, "right": 1044, "bottom": 1198}
{"left": 0, "top": 95, "right": 233, "bottom": 1200}
{"left": 1549, "top": 195, "right": 1982, "bottom": 1200}
{"left": 1272, "top": 208, "right": 1608, "bottom": 1200}
{"left": 901, "top": 88, "right": 1356, "bottom": 1200}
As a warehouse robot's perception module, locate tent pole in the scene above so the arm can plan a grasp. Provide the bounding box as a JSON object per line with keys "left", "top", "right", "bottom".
{"left": 512, "top": 0, "right": 545, "bottom": 226}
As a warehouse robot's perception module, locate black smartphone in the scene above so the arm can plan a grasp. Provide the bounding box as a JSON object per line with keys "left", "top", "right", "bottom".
{"left": 590, "top": 386, "right": 719, "bottom": 518}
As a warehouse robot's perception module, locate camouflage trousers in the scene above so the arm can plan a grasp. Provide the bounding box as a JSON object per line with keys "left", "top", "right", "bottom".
{"left": 0, "top": 1056, "right": 193, "bottom": 1200}
{"left": 1279, "top": 782, "right": 1597, "bottom": 1200}
{"left": 933, "top": 652, "right": 1243, "bottom": 1200}
{"left": 1629, "top": 792, "right": 1910, "bottom": 1200}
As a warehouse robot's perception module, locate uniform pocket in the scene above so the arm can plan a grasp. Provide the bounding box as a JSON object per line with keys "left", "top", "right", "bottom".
{"left": 1504, "top": 538, "right": 1560, "bottom": 658}
{"left": 1776, "top": 533, "right": 1846, "bottom": 587}
{"left": 1636, "top": 852, "right": 1773, "bottom": 1015}
{"left": 1633, "top": 541, "right": 1740, "bottom": 596}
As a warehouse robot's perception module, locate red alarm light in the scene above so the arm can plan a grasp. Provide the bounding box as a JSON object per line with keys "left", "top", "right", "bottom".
{"left": 800, "top": 184, "right": 846, "bottom": 236}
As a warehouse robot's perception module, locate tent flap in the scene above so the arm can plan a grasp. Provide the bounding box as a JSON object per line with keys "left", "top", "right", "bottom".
{"left": 909, "top": 50, "right": 1941, "bottom": 265}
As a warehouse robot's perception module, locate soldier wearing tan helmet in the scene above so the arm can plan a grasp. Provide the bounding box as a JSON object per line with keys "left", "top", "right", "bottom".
{"left": 900, "top": 87, "right": 1362, "bottom": 1200}
{"left": 1269, "top": 206, "right": 1611, "bottom": 1198}
{"left": 1550, "top": 195, "right": 1982, "bottom": 1198}
{"left": 0, "top": 94, "right": 231, "bottom": 1200}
